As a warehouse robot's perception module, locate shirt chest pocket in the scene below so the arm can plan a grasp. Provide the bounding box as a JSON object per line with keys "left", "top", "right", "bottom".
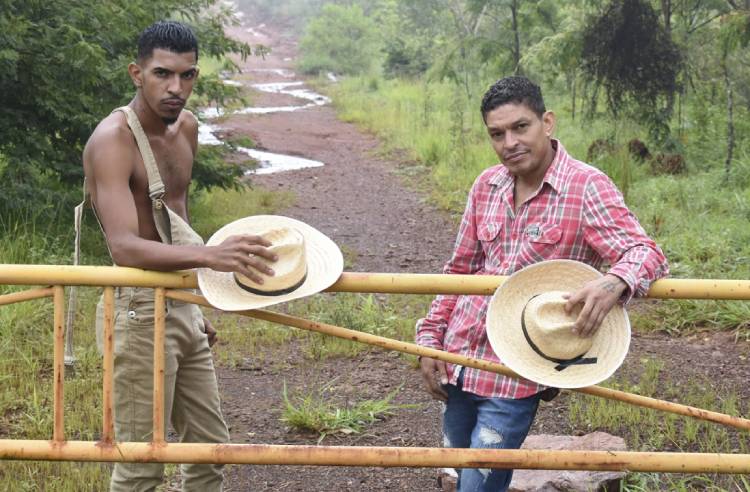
{"left": 476, "top": 222, "right": 503, "bottom": 263}
{"left": 477, "top": 223, "right": 501, "bottom": 242}
{"left": 522, "top": 222, "right": 563, "bottom": 261}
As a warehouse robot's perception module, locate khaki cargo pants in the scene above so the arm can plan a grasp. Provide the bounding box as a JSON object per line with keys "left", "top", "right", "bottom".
{"left": 97, "top": 287, "right": 230, "bottom": 491}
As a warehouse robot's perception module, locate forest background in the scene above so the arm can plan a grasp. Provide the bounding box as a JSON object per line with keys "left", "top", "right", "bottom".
{"left": 1, "top": 0, "right": 749, "bottom": 489}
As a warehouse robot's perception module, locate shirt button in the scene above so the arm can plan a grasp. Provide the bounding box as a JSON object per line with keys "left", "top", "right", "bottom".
{"left": 127, "top": 310, "right": 136, "bottom": 319}
{"left": 154, "top": 200, "right": 163, "bottom": 210}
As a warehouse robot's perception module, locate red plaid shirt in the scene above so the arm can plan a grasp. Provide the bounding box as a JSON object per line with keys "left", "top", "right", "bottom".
{"left": 416, "top": 140, "right": 668, "bottom": 399}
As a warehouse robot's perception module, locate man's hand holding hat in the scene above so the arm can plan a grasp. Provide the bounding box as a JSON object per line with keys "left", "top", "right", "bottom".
{"left": 563, "top": 274, "right": 628, "bottom": 338}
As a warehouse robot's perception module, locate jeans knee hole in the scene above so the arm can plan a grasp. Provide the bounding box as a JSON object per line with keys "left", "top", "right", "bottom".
{"left": 477, "top": 426, "right": 504, "bottom": 446}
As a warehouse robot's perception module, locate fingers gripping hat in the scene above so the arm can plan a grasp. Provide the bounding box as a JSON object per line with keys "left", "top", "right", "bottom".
{"left": 198, "top": 215, "right": 344, "bottom": 311}
{"left": 486, "top": 260, "right": 630, "bottom": 389}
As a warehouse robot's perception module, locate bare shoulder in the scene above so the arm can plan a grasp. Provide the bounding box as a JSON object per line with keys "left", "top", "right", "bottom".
{"left": 178, "top": 109, "right": 199, "bottom": 154}
{"left": 180, "top": 108, "right": 199, "bottom": 131}
{"left": 83, "top": 111, "right": 137, "bottom": 176}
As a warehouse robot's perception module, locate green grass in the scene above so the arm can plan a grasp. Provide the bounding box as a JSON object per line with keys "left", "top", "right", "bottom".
{"left": 281, "top": 381, "right": 409, "bottom": 443}
{"left": 567, "top": 358, "right": 748, "bottom": 490}
{"left": 213, "top": 292, "right": 429, "bottom": 364}
{"left": 189, "top": 185, "right": 295, "bottom": 239}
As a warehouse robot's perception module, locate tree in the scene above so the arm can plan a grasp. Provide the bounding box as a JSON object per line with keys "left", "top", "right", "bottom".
{"left": 0, "top": 0, "right": 257, "bottom": 213}
{"left": 580, "top": 0, "right": 683, "bottom": 143}
{"left": 298, "top": 4, "right": 382, "bottom": 75}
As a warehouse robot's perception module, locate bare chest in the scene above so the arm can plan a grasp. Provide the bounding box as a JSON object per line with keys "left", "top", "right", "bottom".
{"left": 130, "top": 135, "right": 194, "bottom": 212}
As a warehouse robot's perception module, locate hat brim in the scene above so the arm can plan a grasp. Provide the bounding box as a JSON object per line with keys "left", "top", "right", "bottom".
{"left": 197, "top": 216, "right": 344, "bottom": 311}
{"left": 486, "top": 260, "right": 630, "bottom": 389}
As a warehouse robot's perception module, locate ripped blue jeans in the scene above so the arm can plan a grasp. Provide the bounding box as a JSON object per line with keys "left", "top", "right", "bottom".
{"left": 443, "top": 369, "right": 541, "bottom": 492}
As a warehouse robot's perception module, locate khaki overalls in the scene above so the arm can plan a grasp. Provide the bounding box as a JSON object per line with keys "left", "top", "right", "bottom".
{"left": 81, "top": 106, "right": 229, "bottom": 491}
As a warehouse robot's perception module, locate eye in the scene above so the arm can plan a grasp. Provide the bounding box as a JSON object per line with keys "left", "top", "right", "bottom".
{"left": 181, "top": 70, "right": 196, "bottom": 80}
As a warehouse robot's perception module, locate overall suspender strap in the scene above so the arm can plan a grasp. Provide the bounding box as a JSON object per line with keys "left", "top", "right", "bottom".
{"left": 66, "top": 179, "right": 92, "bottom": 367}
{"left": 114, "top": 106, "right": 173, "bottom": 244}
{"left": 115, "top": 106, "right": 167, "bottom": 201}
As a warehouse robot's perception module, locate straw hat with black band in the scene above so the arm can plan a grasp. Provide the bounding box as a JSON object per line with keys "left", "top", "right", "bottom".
{"left": 486, "top": 259, "right": 630, "bottom": 389}
{"left": 198, "top": 215, "right": 343, "bottom": 311}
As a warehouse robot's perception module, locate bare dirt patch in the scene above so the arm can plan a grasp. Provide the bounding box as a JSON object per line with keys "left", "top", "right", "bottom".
{"left": 207, "top": 15, "right": 750, "bottom": 492}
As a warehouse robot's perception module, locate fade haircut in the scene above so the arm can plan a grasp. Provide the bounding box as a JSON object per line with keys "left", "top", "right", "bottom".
{"left": 480, "top": 76, "right": 546, "bottom": 122}
{"left": 137, "top": 20, "right": 198, "bottom": 62}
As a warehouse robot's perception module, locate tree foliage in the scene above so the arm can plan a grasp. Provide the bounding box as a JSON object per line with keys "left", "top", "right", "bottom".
{"left": 0, "top": 0, "right": 256, "bottom": 208}
{"left": 298, "top": 4, "right": 382, "bottom": 75}
{"left": 580, "top": 0, "right": 682, "bottom": 140}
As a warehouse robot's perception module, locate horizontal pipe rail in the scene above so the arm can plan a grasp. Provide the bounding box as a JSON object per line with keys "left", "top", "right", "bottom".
{"left": 0, "top": 287, "right": 53, "bottom": 307}
{"left": 3, "top": 265, "right": 750, "bottom": 299}
{"left": 0, "top": 441, "right": 748, "bottom": 473}
{"left": 166, "top": 290, "right": 750, "bottom": 432}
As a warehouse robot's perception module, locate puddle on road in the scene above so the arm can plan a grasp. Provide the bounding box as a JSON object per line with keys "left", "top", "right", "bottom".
{"left": 198, "top": 123, "right": 223, "bottom": 146}
{"left": 236, "top": 147, "right": 324, "bottom": 175}
{"left": 197, "top": 124, "right": 325, "bottom": 175}
{"left": 196, "top": 68, "right": 329, "bottom": 174}
{"left": 249, "top": 68, "right": 295, "bottom": 78}
{"left": 236, "top": 104, "right": 317, "bottom": 115}
{"left": 199, "top": 79, "right": 330, "bottom": 118}
{"left": 252, "top": 81, "right": 331, "bottom": 105}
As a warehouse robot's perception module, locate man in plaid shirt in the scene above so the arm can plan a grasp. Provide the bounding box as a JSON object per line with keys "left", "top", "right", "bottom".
{"left": 416, "top": 76, "right": 668, "bottom": 491}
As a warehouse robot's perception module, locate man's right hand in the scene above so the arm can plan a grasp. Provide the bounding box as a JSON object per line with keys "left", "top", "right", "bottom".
{"left": 205, "top": 234, "right": 278, "bottom": 284}
{"left": 419, "top": 356, "right": 449, "bottom": 402}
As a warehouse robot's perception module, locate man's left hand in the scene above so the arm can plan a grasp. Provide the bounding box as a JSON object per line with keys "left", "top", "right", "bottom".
{"left": 203, "top": 317, "right": 218, "bottom": 347}
{"left": 563, "top": 274, "right": 628, "bottom": 338}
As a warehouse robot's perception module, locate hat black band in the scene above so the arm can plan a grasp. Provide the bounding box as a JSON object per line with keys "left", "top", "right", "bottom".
{"left": 521, "top": 299, "right": 598, "bottom": 372}
{"left": 234, "top": 272, "right": 307, "bottom": 297}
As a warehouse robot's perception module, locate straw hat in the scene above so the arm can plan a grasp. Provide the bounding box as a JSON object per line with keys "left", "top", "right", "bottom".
{"left": 197, "top": 215, "right": 343, "bottom": 311}
{"left": 486, "top": 260, "right": 630, "bottom": 389}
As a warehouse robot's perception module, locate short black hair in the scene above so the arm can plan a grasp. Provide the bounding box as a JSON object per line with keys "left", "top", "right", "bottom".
{"left": 137, "top": 20, "right": 198, "bottom": 62}
{"left": 480, "top": 76, "right": 546, "bottom": 122}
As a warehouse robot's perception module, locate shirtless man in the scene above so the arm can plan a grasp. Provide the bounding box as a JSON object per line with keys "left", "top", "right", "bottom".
{"left": 82, "top": 21, "right": 275, "bottom": 491}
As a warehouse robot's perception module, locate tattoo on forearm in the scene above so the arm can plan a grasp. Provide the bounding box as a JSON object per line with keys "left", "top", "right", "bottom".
{"left": 603, "top": 280, "right": 619, "bottom": 293}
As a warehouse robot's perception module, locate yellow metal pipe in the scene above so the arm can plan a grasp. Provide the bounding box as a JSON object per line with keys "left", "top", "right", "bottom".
{"left": 0, "top": 265, "right": 196, "bottom": 289}
{"left": 52, "top": 286, "right": 65, "bottom": 443}
{"left": 166, "top": 290, "right": 750, "bottom": 432}
{"left": 153, "top": 288, "right": 166, "bottom": 444}
{"left": 0, "top": 440, "right": 747, "bottom": 473}
{"left": 329, "top": 272, "right": 501, "bottom": 295}
{"left": 3, "top": 265, "right": 750, "bottom": 299}
{"left": 102, "top": 287, "right": 115, "bottom": 443}
{"left": 0, "top": 287, "right": 53, "bottom": 306}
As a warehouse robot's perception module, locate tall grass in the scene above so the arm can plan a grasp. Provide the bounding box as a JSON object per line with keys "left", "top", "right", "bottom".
{"left": 0, "top": 206, "right": 111, "bottom": 489}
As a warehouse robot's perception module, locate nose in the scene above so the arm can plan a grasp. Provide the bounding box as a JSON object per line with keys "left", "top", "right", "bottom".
{"left": 503, "top": 130, "right": 518, "bottom": 149}
{"left": 167, "top": 74, "right": 182, "bottom": 96}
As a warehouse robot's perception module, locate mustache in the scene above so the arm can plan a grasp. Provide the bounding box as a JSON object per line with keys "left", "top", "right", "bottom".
{"left": 162, "top": 97, "right": 185, "bottom": 104}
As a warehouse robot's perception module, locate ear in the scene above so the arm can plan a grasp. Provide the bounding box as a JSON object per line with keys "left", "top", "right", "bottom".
{"left": 542, "top": 111, "right": 556, "bottom": 137}
{"left": 128, "top": 62, "right": 143, "bottom": 89}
